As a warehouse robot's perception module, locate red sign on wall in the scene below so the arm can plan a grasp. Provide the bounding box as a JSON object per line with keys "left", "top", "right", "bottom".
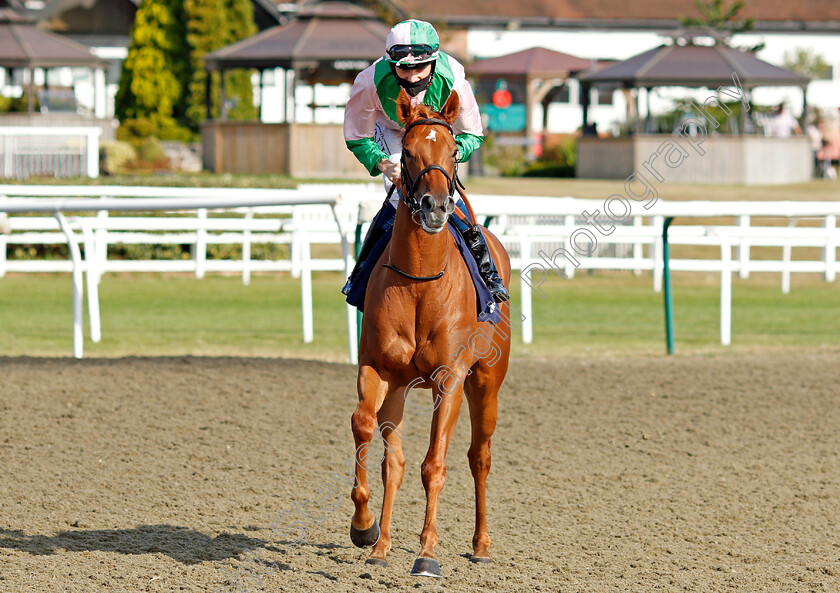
{"left": 491, "top": 88, "right": 512, "bottom": 109}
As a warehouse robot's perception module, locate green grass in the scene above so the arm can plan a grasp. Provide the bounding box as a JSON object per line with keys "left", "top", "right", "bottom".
{"left": 519, "top": 271, "right": 840, "bottom": 357}
{"left": 1, "top": 271, "right": 837, "bottom": 360}
{"left": 0, "top": 273, "right": 349, "bottom": 361}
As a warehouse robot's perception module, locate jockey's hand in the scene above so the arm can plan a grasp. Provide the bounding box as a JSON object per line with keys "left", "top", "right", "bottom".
{"left": 377, "top": 158, "right": 401, "bottom": 185}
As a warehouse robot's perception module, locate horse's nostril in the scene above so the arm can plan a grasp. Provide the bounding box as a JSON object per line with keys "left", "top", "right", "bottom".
{"left": 420, "top": 194, "right": 435, "bottom": 213}
{"left": 444, "top": 196, "right": 455, "bottom": 214}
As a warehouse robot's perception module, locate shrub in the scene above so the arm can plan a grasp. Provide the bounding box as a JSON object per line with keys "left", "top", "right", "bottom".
{"left": 480, "top": 135, "right": 528, "bottom": 177}
{"left": 522, "top": 137, "right": 577, "bottom": 178}
{"left": 100, "top": 140, "right": 138, "bottom": 175}
{"left": 0, "top": 93, "right": 40, "bottom": 113}
{"left": 137, "top": 137, "right": 167, "bottom": 163}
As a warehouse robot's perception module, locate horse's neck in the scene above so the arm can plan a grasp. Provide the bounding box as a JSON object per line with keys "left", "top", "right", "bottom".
{"left": 388, "top": 201, "right": 449, "bottom": 278}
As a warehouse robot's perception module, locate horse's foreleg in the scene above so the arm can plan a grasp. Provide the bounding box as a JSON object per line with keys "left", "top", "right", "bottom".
{"left": 350, "top": 364, "right": 389, "bottom": 548}
{"left": 367, "top": 394, "right": 406, "bottom": 565}
{"left": 465, "top": 372, "right": 500, "bottom": 562}
{"left": 413, "top": 386, "right": 464, "bottom": 576}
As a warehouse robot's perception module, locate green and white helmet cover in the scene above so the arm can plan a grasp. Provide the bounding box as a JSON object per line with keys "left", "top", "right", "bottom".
{"left": 385, "top": 19, "right": 440, "bottom": 67}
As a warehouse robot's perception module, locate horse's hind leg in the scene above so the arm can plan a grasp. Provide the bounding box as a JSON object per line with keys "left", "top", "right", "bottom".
{"left": 350, "top": 364, "right": 390, "bottom": 548}
{"left": 367, "top": 393, "right": 406, "bottom": 566}
{"left": 464, "top": 364, "right": 502, "bottom": 562}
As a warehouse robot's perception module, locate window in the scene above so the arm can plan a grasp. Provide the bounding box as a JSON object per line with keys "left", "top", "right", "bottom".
{"left": 550, "top": 84, "right": 570, "bottom": 104}
{"left": 595, "top": 88, "right": 614, "bottom": 105}
{"left": 107, "top": 60, "right": 123, "bottom": 85}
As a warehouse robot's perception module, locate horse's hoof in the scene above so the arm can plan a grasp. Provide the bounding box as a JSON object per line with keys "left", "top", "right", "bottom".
{"left": 365, "top": 557, "right": 388, "bottom": 568}
{"left": 470, "top": 556, "right": 493, "bottom": 563}
{"left": 410, "top": 557, "right": 441, "bottom": 577}
{"left": 349, "top": 520, "right": 380, "bottom": 548}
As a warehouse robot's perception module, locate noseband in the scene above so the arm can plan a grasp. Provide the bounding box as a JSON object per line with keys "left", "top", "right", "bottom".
{"left": 396, "top": 118, "right": 465, "bottom": 216}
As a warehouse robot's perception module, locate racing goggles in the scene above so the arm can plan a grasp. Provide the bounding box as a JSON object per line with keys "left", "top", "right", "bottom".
{"left": 387, "top": 44, "right": 438, "bottom": 65}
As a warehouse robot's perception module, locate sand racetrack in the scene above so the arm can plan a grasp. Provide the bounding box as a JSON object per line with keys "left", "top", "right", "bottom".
{"left": 1, "top": 351, "right": 839, "bottom": 592}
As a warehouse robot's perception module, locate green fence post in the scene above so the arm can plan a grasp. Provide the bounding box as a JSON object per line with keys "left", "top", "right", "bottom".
{"left": 663, "top": 217, "right": 675, "bottom": 355}
{"left": 354, "top": 222, "right": 363, "bottom": 346}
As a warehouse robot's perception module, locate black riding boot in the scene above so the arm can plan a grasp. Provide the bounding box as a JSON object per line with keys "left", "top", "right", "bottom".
{"left": 460, "top": 224, "right": 510, "bottom": 303}
{"left": 341, "top": 213, "right": 391, "bottom": 296}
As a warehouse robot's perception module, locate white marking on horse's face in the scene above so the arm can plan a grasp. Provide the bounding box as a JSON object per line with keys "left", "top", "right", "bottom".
{"left": 425, "top": 130, "right": 437, "bottom": 142}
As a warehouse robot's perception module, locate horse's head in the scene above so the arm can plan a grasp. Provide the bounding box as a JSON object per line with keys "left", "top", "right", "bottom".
{"left": 396, "top": 89, "right": 460, "bottom": 234}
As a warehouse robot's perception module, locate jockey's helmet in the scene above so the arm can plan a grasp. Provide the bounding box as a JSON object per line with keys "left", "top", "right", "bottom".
{"left": 385, "top": 20, "right": 440, "bottom": 68}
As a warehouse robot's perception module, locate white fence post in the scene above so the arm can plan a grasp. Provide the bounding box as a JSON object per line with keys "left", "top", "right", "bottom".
{"left": 290, "top": 228, "right": 302, "bottom": 279}
{"left": 781, "top": 240, "right": 792, "bottom": 294}
{"left": 54, "top": 212, "right": 85, "bottom": 359}
{"left": 652, "top": 215, "right": 664, "bottom": 293}
{"left": 194, "top": 208, "right": 207, "bottom": 279}
{"left": 633, "top": 215, "right": 643, "bottom": 276}
{"left": 81, "top": 224, "right": 102, "bottom": 344}
{"left": 720, "top": 237, "right": 732, "bottom": 347}
{"left": 563, "top": 214, "right": 576, "bottom": 278}
{"left": 737, "top": 215, "right": 750, "bottom": 279}
{"left": 95, "top": 207, "right": 108, "bottom": 284}
{"left": 825, "top": 214, "right": 836, "bottom": 283}
{"left": 242, "top": 208, "right": 253, "bottom": 286}
{"left": 781, "top": 219, "right": 797, "bottom": 294}
{"left": 300, "top": 228, "right": 314, "bottom": 344}
{"left": 520, "top": 233, "right": 533, "bottom": 344}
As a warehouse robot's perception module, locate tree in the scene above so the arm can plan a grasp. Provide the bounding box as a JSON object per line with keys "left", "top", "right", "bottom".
{"left": 115, "top": 0, "right": 191, "bottom": 140}
{"left": 679, "top": 0, "right": 764, "bottom": 52}
{"left": 182, "top": 0, "right": 257, "bottom": 130}
{"left": 184, "top": 0, "right": 226, "bottom": 129}
{"left": 784, "top": 48, "right": 832, "bottom": 81}
{"left": 221, "top": 0, "right": 258, "bottom": 121}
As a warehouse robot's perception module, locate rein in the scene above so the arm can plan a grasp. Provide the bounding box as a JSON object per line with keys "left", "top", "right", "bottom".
{"left": 383, "top": 259, "right": 447, "bottom": 281}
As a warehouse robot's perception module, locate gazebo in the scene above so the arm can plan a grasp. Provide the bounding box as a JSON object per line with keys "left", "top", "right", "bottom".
{"left": 0, "top": 8, "right": 106, "bottom": 113}
{"left": 576, "top": 35, "right": 812, "bottom": 184}
{"left": 468, "top": 47, "right": 592, "bottom": 157}
{"left": 201, "top": 1, "right": 390, "bottom": 176}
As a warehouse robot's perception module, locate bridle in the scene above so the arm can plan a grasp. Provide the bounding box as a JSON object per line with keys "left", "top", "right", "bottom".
{"left": 381, "top": 117, "right": 464, "bottom": 282}
{"left": 394, "top": 117, "right": 465, "bottom": 217}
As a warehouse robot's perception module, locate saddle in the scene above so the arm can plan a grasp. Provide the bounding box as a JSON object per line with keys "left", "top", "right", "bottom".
{"left": 344, "top": 206, "right": 501, "bottom": 324}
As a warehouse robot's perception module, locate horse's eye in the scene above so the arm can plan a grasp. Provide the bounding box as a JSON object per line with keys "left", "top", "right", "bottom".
{"left": 403, "top": 150, "right": 412, "bottom": 160}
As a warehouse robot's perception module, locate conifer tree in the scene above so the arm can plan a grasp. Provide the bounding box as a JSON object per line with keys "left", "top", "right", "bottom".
{"left": 182, "top": 0, "right": 257, "bottom": 128}
{"left": 221, "top": 0, "right": 258, "bottom": 121}
{"left": 184, "top": 0, "right": 226, "bottom": 128}
{"left": 115, "top": 0, "right": 191, "bottom": 140}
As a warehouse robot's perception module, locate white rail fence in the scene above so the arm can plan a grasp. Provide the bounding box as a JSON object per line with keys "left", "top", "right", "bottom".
{"left": 0, "top": 127, "right": 101, "bottom": 179}
{"left": 1, "top": 185, "right": 839, "bottom": 361}
{"left": 0, "top": 185, "right": 359, "bottom": 361}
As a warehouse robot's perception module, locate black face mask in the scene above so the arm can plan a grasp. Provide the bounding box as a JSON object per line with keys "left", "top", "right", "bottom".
{"left": 391, "top": 62, "right": 435, "bottom": 97}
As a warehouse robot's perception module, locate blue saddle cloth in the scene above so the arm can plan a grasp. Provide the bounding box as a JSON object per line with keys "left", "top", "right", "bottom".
{"left": 346, "top": 223, "right": 501, "bottom": 324}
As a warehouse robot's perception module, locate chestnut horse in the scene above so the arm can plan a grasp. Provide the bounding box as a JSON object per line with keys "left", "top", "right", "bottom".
{"left": 349, "top": 89, "right": 511, "bottom": 577}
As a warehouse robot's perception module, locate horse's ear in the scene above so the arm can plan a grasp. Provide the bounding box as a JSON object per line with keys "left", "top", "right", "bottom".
{"left": 396, "top": 89, "right": 413, "bottom": 125}
{"left": 439, "top": 90, "right": 460, "bottom": 125}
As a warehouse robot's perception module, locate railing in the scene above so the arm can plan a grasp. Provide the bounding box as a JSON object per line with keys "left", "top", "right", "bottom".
{"left": 0, "top": 127, "right": 101, "bottom": 179}
{"left": 2, "top": 185, "right": 839, "bottom": 360}
{"left": 0, "top": 185, "right": 353, "bottom": 360}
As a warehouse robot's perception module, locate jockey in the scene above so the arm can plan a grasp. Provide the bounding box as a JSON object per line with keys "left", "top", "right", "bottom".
{"left": 342, "top": 19, "right": 510, "bottom": 303}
